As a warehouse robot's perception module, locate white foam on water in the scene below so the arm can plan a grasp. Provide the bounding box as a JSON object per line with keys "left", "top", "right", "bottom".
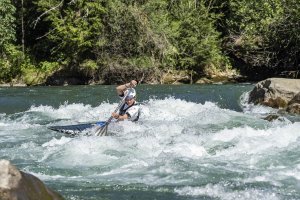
{"left": 163, "top": 143, "right": 207, "bottom": 158}
{"left": 1, "top": 97, "right": 299, "bottom": 199}
{"left": 243, "top": 173, "right": 283, "bottom": 187}
{"left": 42, "top": 136, "right": 73, "bottom": 147}
{"left": 29, "top": 171, "right": 81, "bottom": 181}
{"left": 39, "top": 135, "right": 139, "bottom": 168}
{"left": 275, "top": 163, "right": 300, "bottom": 181}
{"left": 3, "top": 99, "right": 214, "bottom": 183}
{"left": 28, "top": 103, "right": 97, "bottom": 122}
{"left": 211, "top": 122, "right": 300, "bottom": 157}
{"left": 174, "top": 184, "right": 279, "bottom": 200}
{"left": 142, "top": 98, "right": 225, "bottom": 123}
{"left": 26, "top": 101, "right": 129, "bottom": 124}
{"left": 0, "top": 117, "right": 39, "bottom": 131}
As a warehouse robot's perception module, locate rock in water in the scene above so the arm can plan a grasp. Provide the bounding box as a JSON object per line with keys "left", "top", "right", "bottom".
{"left": 249, "top": 78, "right": 300, "bottom": 114}
{"left": 0, "top": 160, "right": 64, "bottom": 200}
{"left": 287, "top": 92, "right": 300, "bottom": 114}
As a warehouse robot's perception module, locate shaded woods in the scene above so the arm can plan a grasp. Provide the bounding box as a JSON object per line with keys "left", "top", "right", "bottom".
{"left": 1, "top": 0, "right": 299, "bottom": 85}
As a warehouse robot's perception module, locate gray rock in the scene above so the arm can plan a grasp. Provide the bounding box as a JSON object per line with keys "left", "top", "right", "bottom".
{"left": 249, "top": 78, "right": 300, "bottom": 112}
{"left": 0, "top": 160, "right": 64, "bottom": 200}
{"left": 287, "top": 92, "right": 300, "bottom": 114}
{"left": 262, "top": 114, "right": 280, "bottom": 121}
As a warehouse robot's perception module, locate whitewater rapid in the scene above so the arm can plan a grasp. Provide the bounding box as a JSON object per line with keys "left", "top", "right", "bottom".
{"left": 1, "top": 95, "right": 300, "bottom": 199}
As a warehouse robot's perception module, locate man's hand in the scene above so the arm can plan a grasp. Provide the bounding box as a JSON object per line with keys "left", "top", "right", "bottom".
{"left": 130, "top": 80, "right": 137, "bottom": 87}
{"left": 116, "top": 80, "right": 138, "bottom": 96}
{"left": 112, "top": 112, "right": 119, "bottom": 119}
{"left": 125, "top": 80, "right": 137, "bottom": 88}
{"left": 112, "top": 112, "right": 129, "bottom": 120}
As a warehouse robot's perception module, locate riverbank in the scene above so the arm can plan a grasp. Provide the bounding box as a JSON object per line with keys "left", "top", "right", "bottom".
{"left": 0, "top": 67, "right": 248, "bottom": 87}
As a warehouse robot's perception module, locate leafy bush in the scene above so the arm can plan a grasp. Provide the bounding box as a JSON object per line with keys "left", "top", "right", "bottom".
{"left": 21, "top": 61, "right": 59, "bottom": 85}
{"left": 0, "top": 44, "right": 24, "bottom": 83}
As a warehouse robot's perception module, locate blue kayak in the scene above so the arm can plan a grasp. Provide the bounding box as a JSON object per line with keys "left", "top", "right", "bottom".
{"left": 48, "top": 121, "right": 106, "bottom": 135}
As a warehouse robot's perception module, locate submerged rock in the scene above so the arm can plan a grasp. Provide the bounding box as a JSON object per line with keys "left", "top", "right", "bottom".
{"left": 0, "top": 160, "right": 64, "bottom": 200}
{"left": 249, "top": 78, "right": 300, "bottom": 114}
{"left": 263, "top": 114, "right": 280, "bottom": 121}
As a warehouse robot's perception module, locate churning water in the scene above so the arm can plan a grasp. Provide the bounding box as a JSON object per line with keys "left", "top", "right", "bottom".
{"left": 1, "top": 84, "right": 300, "bottom": 200}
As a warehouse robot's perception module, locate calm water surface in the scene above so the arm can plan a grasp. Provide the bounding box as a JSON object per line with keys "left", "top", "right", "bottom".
{"left": 1, "top": 84, "right": 300, "bottom": 200}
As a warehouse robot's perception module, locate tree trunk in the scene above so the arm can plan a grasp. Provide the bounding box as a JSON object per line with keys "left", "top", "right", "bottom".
{"left": 21, "top": 0, "right": 25, "bottom": 54}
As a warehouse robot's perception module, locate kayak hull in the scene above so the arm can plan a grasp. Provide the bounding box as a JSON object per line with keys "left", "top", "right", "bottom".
{"left": 48, "top": 121, "right": 106, "bottom": 136}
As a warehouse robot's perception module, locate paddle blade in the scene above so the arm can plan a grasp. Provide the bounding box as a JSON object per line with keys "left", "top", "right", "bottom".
{"left": 95, "top": 124, "right": 108, "bottom": 136}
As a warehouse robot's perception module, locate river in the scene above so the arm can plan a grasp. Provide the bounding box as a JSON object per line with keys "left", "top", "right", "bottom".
{"left": 1, "top": 84, "right": 300, "bottom": 200}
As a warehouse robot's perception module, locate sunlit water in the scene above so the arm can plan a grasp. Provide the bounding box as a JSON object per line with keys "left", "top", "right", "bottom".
{"left": 1, "top": 84, "right": 300, "bottom": 200}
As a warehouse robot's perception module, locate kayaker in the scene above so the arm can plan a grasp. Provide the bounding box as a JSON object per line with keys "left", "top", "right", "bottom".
{"left": 111, "top": 80, "right": 140, "bottom": 121}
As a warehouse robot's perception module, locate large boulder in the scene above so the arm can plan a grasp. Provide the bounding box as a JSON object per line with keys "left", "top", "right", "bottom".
{"left": 249, "top": 78, "right": 300, "bottom": 114}
{"left": 0, "top": 160, "right": 64, "bottom": 200}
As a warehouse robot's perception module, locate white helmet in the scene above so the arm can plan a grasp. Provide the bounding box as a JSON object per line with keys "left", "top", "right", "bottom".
{"left": 125, "top": 88, "right": 136, "bottom": 100}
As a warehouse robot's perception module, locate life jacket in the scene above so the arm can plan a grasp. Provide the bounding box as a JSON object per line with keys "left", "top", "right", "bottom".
{"left": 119, "top": 102, "right": 140, "bottom": 122}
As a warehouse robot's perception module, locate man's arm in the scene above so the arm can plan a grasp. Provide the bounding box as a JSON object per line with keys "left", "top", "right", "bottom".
{"left": 112, "top": 112, "right": 129, "bottom": 120}
{"left": 116, "top": 80, "right": 137, "bottom": 96}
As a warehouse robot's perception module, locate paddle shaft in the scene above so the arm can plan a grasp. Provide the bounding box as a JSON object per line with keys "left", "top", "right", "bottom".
{"left": 95, "top": 78, "right": 142, "bottom": 136}
{"left": 105, "top": 95, "right": 127, "bottom": 124}
{"left": 95, "top": 89, "right": 131, "bottom": 136}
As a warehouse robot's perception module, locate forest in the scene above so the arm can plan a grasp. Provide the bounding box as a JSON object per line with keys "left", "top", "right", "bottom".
{"left": 0, "top": 0, "right": 299, "bottom": 85}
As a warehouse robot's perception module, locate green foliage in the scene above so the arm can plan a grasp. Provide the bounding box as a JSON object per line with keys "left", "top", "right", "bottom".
{"left": 139, "top": 0, "right": 178, "bottom": 68}
{"left": 0, "top": 0, "right": 21, "bottom": 83}
{"left": 0, "top": 44, "right": 24, "bottom": 83}
{"left": 126, "top": 56, "right": 155, "bottom": 69}
{"left": 79, "top": 59, "right": 97, "bottom": 71}
{"left": 1, "top": 0, "right": 300, "bottom": 84}
{"left": 102, "top": 0, "right": 140, "bottom": 57}
{"left": 0, "top": 0, "right": 16, "bottom": 47}
{"left": 36, "top": 0, "right": 106, "bottom": 66}
{"left": 227, "top": 0, "right": 283, "bottom": 34}
{"left": 220, "top": 0, "right": 300, "bottom": 78}
{"left": 265, "top": 0, "right": 300, "bottom": 70}
{"left": 167, "top": 0, "right": 229, "bottom": 72}
{"left": 21, "top": 61, "right": 59, "bottom": 85}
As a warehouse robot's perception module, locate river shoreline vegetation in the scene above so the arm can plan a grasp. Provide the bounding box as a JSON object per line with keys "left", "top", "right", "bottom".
{"left": 0, "top": 0, "right": 299, "bottom": 86}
